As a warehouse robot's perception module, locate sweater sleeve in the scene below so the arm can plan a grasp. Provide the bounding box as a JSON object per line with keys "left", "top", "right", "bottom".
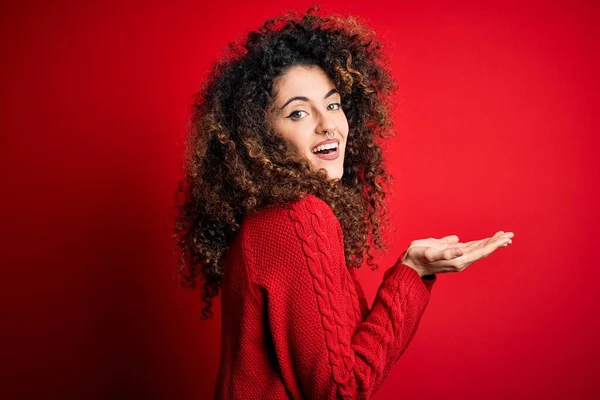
{"left": 245, "top": 195, "right": 435, "bottom": 399}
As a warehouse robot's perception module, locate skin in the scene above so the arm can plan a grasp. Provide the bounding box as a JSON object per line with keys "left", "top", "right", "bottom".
{"left": 266, "top": 65, "right": 515, "bottom": 276}
{"left": 266, "top": 65, "right": 349, "bottom": 181}
{"left": 401, "top": 231, "right": 515, "bottom": 277}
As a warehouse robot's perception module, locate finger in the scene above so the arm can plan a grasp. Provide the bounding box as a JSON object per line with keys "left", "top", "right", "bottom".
{"left": 468, "top": 233, "right": 506, "bottom": 250}
{"left": 449, "top": 239, "right": 485, "bottom": 250}
{"left": 450, "top": 234, "right": 499, "bottom": 251}
{"left": 496, "top": 231, "right": 515, "bottom": 241}
{"left": 462, "top": 237, "right": 509, "bottom": 262}
{"left": 433, "top": 236, "right": 508, "bottom": 269}
{"left": 479, "top": 232, "right": 503, "bottom": 247}
{"left": 452, "top": 232, "right": 506, "bottom": 247}
{"left": 489, "top": 233, "right": 512, "bottom": 247}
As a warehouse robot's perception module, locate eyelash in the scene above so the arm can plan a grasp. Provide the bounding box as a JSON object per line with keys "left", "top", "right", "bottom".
{"left": 287, "top": 103, "right": 341, "bottom": 120}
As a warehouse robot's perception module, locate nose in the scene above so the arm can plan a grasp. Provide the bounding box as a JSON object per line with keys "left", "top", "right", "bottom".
{"left": 315, "top": 113, "right": 337, "bottom": 137}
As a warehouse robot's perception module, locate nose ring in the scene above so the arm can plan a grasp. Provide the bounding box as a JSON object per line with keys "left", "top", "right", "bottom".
{"left": 325, "top": 129, "right": 335, "bottom": 139}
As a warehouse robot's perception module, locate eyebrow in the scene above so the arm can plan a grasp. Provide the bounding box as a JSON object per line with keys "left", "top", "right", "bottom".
{"left": 280, "top": 88, "right": 340, "bottom": 110}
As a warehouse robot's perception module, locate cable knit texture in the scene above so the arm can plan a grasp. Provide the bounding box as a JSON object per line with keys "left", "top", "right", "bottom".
{"left": 214, "top": 194, "right": 436, "bottom": 399}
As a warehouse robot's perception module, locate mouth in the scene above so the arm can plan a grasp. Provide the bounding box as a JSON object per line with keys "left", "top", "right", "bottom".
{"left": 311, "top": 141, "right": 340, "bottom": 161}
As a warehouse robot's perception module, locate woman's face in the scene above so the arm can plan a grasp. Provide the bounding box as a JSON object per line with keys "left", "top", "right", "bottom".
{"left": 266, "top": 65, "right": 349, "bottom": 181}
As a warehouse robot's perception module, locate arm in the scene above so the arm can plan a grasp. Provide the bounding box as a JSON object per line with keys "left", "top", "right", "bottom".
{"left": 245, "top": 195, "right": 435, "bottom": 399}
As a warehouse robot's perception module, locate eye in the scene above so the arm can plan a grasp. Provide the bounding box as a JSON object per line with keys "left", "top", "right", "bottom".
{"left": 328, "top": 103, "right": 341, "bottom": 111}
{"left": 287, "top": 110, "right": 308, "bottom": 120}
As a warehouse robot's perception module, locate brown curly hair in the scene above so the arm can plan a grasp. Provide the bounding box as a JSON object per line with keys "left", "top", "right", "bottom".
{"left": 173, "top": 5, "right": 399, "bottom": 320}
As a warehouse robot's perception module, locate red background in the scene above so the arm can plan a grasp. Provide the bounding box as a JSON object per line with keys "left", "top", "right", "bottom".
{"left": 1, "top": 0, "right": 598, "bottom": 398}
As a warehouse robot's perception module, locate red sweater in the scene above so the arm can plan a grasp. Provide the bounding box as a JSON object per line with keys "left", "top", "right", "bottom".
{"left": 214, "top": 194, "right": 436, "bottom": 399}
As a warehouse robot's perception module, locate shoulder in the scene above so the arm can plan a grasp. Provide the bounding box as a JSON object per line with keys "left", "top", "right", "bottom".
{"left": 241, "top": 194, "right": 345, "bottom": 286}
{"left": 246, "top": 194, "right": 339, "bottom": 230}
{"left": 241, "top": 194, "right": 342, "bottom": 251}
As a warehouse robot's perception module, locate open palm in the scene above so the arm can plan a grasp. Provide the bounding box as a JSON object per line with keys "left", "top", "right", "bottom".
{"left": 401, "top": 231, "right": 515, "bottom": 276}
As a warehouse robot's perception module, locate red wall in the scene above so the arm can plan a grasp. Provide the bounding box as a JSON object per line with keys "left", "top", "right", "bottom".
{"left": 1, "top": 0, "right": 598, "bottom": 398}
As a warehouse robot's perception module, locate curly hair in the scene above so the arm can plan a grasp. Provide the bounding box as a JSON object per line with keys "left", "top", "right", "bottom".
{"left": 173, "top": 5, "right": 399, "bottom": 320}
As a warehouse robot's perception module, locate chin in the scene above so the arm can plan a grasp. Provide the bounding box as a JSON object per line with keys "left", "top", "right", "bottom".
{"left": 325, "top": 167, "right": 343, "bottom": 181}
{"left": 308, "top": 155, "right": 344, "bottom": 181}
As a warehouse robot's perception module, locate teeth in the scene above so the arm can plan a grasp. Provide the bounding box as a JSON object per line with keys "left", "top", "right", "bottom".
{"left": 312, "top": 143, "right": 339, "bottom": 153}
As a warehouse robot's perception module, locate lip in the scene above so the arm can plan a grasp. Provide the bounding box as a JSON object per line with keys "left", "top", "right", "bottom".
{"left": 311, "top": 138, "right": 340, "bottom": 151}
{"left": 311, "top": 138, "right": 341, "bottom": 161}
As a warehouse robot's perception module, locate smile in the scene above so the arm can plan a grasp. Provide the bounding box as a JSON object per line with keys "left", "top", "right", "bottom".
{"left": 311, "top": 144, "right": 340, "bottom": 160}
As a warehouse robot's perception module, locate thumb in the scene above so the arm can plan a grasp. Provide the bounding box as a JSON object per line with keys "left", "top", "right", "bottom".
{"left": 439, "top": 235, "right": 459, "bottom": 243}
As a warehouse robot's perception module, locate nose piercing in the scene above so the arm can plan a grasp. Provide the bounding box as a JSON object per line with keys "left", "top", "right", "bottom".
{"left": 325, "top": 129, "right": 335, "bottom": 139}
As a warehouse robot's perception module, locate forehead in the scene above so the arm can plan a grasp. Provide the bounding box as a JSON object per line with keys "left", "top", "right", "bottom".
{"left": 273, "top": 65, "right": 336, "bottom": 98}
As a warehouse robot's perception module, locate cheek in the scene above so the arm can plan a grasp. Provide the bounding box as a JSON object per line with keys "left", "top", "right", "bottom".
{"left": 338, "top": 112, "right": 349, "bottom": 132}
{"left": 340, "top": 119, "right": 350, "bottom": 140}
{"left": 276, "top": 127, "right": 309, "bottom": 153}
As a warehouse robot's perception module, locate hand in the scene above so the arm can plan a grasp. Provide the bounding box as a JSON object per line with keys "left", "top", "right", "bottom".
{"left": 400, "top": 231, "right": 515, "bottom": 277}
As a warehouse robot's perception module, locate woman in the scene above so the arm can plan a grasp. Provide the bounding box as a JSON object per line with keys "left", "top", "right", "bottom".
{"left": 173, "top": 6, "right": 514, "bottom": 399}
